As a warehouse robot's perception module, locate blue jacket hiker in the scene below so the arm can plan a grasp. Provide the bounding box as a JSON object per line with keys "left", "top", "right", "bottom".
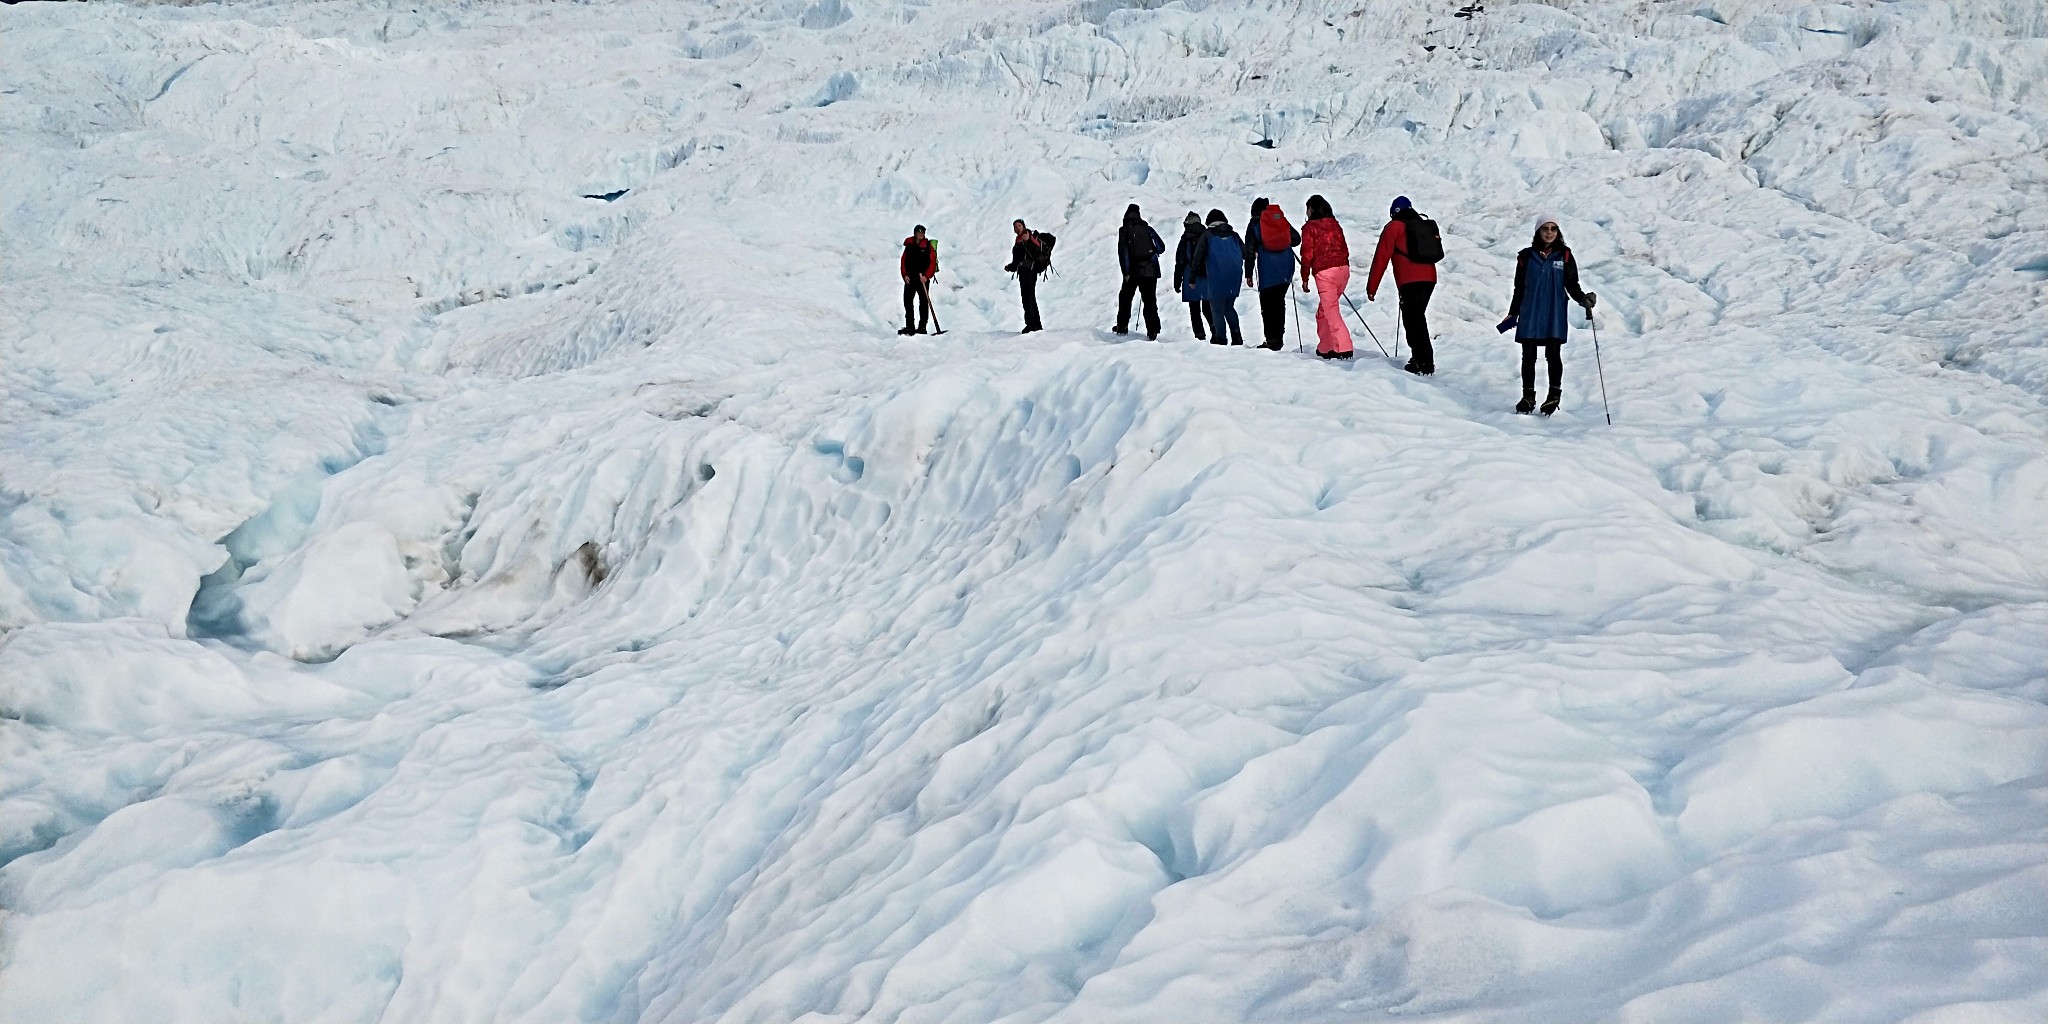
{"left": 1243, "top": 197, "right": 1299, "bottom": 350}
{"left": 1114, "top": 204, "right": 1166, "bottom": 339}
{"left": 1190, "top": 209, "right": 1246, "bottom": 346}
{"left": 1501, "top": 214, "right": 1596, "bottom": 416}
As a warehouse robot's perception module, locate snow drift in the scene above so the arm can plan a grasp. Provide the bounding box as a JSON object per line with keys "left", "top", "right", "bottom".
{"left": 2, "top": 1, "right": 2044, "bottom": 1021}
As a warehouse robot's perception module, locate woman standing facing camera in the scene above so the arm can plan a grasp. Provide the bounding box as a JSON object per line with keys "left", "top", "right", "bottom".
{"left": 1500, "top": 215, "right": 1595, "bottom": 415}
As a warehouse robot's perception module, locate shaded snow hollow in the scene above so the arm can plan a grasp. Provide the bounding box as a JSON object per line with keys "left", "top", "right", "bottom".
{"left": 2, "top": 1, "right": 2045, "bottom": 1022}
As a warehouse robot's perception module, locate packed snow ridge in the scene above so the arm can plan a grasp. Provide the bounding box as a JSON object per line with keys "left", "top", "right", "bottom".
{"left": 2, "top": 1, "right": 2045, "bottom": 1021}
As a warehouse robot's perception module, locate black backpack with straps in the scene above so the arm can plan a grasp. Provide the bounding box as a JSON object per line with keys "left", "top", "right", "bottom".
{"left": 1030, "top": 231, "right": 1057, "bottom": 273}
{"left": 1399, "top": 210, "right": 1444, "bottom": 264}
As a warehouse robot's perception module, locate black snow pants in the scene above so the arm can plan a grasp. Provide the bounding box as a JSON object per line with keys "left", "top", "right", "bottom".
{"left": 1257, "top": 283, "right": 1288, "bottom": 348}
{"left": 1117, "top": 275, "right": 1161, "bottom": 338}
{"left": 1019, "top": 271, "right": 1043, "bottom": 331}
{"left": 1520, "top": 340, "right": 1564, "bottom": 392}
{"left": 1399, "top": 281, "right": 1435, "bottom": 371}
{"left": 903, "top": 277, "right": 931, "bottom": 332}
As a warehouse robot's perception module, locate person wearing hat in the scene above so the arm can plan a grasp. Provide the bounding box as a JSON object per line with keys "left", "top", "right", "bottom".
{"left": 1367, "top": 196, "right": 1438, "bottom": 374}
{"left": 1113, "top": 204, "right": 1165, "bottom": 339}
{"left": 1172, "top": 211, "right": 1211, "bottom": 340}
{"left": 1191, "top": 208, "right": 1247, "bottom": 346}
{"left": 1499, "top": 214, "right": 1595, "bottom": 415}
{"left": 899, "top": 224, "right": 938, "bottom": 335}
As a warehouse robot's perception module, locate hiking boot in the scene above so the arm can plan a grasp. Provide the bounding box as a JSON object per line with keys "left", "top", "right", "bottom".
{"left": 1112, "top": 326, "right": 1129, "bottom": 335}
{"left": 1539, "top": 389, "right": 1561, "bottom": 416}
{"left": 1515, "top": 390, "right": 1536, "bottom": 414}
{"left": 898, "top": 327, "right": 915, "bottom": 336}
{"left": 1260, "top": 341, "right": 1283, "bottom": 351}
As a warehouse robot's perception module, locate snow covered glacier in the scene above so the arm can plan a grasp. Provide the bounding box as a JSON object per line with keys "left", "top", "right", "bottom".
{"left": 2, "top": 0, "right": 2044, "bottom": 1020}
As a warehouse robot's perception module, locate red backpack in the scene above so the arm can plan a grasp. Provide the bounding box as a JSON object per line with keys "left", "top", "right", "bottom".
{"left": 1259, "top": 206, "right": 1294, "bottom": 251}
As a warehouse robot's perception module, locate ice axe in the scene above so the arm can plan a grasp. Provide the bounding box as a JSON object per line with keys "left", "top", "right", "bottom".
{"left": 917, "top": 276, "right": 945, "bottom": 335}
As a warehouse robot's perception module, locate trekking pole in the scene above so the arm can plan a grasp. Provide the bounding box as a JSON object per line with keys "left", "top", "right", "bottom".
{"left": 1392, "top": 305, "right": 1403, "bottom": 360}
{"left": 1292, "top": 288, "right": 1303, "bottom": 353}
{"left": 918, "top": 277, "right": 945, "bottom": 335}
{"left": 1341, "top": 293, "right": 1391, "bottom": 358}
{"left": 1588, "top": 305, "right": 1612, "bottom": 425}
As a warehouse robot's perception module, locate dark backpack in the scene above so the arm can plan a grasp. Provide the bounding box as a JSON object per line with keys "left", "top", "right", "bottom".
{"left": 1399, "top": 212, "right": 1444, "bottom": 264}
{"left": 1259, "top": 207, "right": 1294, "bottom": 252}
{"left": 1120, "top": 223, "right": 1160, "bottom": 278}
{"left": 1030, "top": 231, "right": 1057, "bottom": 273}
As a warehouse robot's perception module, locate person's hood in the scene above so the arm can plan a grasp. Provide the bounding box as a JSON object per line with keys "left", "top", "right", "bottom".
{"left": 1124, "top": 203, "right": 1142, "bottom": 223}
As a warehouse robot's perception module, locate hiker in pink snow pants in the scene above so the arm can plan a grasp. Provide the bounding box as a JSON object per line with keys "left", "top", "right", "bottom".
{"left": 1298, "top": 194, "right": 1353, "bottom": 360}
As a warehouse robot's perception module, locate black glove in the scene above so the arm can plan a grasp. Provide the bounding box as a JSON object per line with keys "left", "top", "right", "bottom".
{"left": 1003, "top": 262, "right": 1016, "bottom": 273}
{"left": 1583, "top": 291, "right": 1597, "bottom": 309}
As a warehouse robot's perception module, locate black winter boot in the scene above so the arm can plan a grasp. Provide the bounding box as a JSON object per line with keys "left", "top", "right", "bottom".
{"left": 1515, "top": 390, "right": 1536, "bottom": 414}
{"left": 1539, "top": 389, "right": 1561, "bottom": 416}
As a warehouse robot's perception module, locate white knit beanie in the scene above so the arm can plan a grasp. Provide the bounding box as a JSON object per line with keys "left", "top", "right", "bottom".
{"left": 1534, "top": 212, "right": 1562, "bottom": 233}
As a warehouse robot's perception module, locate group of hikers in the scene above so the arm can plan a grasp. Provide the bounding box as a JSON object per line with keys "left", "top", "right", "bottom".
{"left": 897, "top": 196, "right": 1596, "bottom": 415}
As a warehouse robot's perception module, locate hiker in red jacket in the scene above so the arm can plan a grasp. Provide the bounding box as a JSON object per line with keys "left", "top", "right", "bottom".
{"left": 899, "top": 225, "right": 938, "bottom": 335}
{"left": 1367, "top": 196, "right": 1439, "bottom": 375}
{"left": 1297, "top": 194, "right": 1353, "bottom": 359}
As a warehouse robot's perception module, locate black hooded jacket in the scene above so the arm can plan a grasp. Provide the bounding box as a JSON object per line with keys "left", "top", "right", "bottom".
{"left": 1118, "top": 207, "right": 1165, "bottom": 279}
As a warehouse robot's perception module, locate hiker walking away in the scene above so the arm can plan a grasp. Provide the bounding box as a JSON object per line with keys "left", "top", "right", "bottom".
{"left": 1368, "top": 196, "right": 1442, "bottom": 374}
{"left": 1499, "top": 214, "right": 1596, "bottom": 415}
{"left": 1298, "top": 194, "right": 1353, "bottom": 359}
{"left": 1191, "top": 209, "right": 1247, "bottom": 346}
{"left": 1172, "top": 212, "right": 1210, "bottom": 341}
{"left": 1004, "top": 219, "right": 1049, "bottom": 333}
{"left": 1114, "top": 204, "right": 1165, "bottom": 339}
{"left": 1243, "top": 198, "right": 1299, "bottom": 351}
{"left": 899, "top": 225, "right": 938, "bottom": 335}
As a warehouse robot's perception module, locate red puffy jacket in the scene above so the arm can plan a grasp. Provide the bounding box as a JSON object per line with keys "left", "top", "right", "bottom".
{"left": 1299, "top": 217, "right": 1349, "bottom": 283}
